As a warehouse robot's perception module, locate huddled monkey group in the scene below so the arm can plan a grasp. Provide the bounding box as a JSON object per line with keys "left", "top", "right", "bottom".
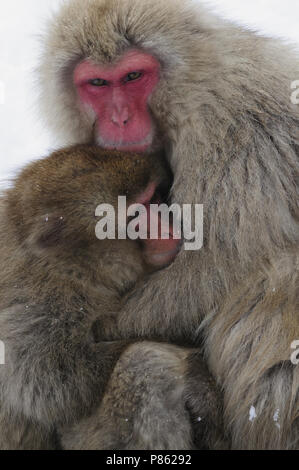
{"left": 0, "top": 0, "right": 298, "bottom": 450}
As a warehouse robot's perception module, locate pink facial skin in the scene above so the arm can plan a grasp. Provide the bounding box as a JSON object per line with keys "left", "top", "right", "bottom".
{"left": 134, "top": 182, "right": 182, "bottom": 268}
{"left": 142, "top": 208, "right": 181, "bottom": 268}
{"left": 74, "top": 50, "right": 161, "bottom": 152}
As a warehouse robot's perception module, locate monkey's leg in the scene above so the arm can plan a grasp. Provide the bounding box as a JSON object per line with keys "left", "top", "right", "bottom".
{"left": 61, "top": 342, "right": 195, "bottom": 450}
{"left": 205, "top": 264, "right": 299, "bottom": 450}
{"left": 0, "top": 305, "right": 129, "bottom": 443}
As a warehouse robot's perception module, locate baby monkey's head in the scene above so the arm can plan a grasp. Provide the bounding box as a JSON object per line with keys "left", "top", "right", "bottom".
{"left": 7, "top": 145, "right": 181, "bottom": 268}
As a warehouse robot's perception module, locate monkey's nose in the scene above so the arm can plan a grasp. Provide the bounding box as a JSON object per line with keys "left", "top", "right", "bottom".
{"left": 111, "top": 108, "right": 130, "bottom": 127}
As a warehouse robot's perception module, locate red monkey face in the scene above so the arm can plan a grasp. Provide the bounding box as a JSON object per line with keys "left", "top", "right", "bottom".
{"left": 73, "top": 50, "right": 160, "bottom": 152}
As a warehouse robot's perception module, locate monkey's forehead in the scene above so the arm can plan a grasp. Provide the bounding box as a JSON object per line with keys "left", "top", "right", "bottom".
{"left": 44, "top": 0, "right": 205, "bottom": 66}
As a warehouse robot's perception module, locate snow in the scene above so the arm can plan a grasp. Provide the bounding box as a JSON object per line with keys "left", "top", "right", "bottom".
{"left": 249, "top": 405, "right": 257, "bottom": 422}
{"left": 1, "top": 0, "right": 299, "bottom": 187}
{"left": 273, "top": 409, "right": 281, "bottom": 429}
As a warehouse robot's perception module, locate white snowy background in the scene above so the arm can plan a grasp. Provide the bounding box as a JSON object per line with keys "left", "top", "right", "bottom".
{"left": 0, "top": 0, "right": 299, "bottom": 187}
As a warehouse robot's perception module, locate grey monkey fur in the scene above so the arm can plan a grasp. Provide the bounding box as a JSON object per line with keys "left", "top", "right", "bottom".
{"left": 36, "top": 0, "right": 299, "bottom": 449}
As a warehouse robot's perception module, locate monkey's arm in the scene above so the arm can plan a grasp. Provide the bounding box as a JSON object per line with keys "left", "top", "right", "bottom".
{"left": 98, "top": 249, "right": 204, "bottom": 343}
{"left": 0, "top": 304, "right": 128, "bottom": 427}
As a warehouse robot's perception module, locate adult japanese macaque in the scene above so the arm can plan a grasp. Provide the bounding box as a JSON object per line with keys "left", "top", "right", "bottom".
{"left": 38, "top": 0, "right": 299, "bottom": 449}
{"left": 0, "top": 145, "right": 225, "bottom": 450}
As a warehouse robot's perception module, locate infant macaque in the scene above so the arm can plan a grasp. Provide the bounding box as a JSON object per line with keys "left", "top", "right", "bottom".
{"left": 0, "top": 145, "right": 225, "bottom": 450}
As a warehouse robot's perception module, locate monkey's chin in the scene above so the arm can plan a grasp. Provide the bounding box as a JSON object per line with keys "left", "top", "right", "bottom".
{"left": 96, "top": 134, "right": 153, "bottom": 153}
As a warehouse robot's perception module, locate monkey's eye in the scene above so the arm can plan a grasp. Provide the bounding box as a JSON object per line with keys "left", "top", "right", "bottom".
{"left": 89, "top": 78, "right": 108, "bottom": 87}
{"left": 125, "top": 71, "right": 143, "bottom": 82}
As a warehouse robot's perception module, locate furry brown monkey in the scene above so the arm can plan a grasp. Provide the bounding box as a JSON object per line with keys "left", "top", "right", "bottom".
{"left": 37, "top": 0, "right": 299, "bottom": 449}
{"left": 0, "top": 145, "right": 225, "bottom": 450}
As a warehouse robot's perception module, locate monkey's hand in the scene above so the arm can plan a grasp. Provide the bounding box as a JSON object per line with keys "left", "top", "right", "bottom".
{"left": 184, "top": 351, "right": 229, "bottom": 450}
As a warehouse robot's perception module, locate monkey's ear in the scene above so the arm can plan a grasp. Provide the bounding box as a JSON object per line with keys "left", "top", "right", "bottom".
{"left": 26, "top": 212, "right": 66, "bottom": 254}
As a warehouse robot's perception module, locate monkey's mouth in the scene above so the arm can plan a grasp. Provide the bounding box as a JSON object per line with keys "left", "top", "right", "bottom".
{"left": 97, "top": 134, "right": 153, "bottom": 152}
{"left": 133, "top": 182, "right": 182, "bottom": 268}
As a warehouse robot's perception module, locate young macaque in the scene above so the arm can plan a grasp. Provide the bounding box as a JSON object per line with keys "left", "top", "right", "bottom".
{"left": 0, "top": 145, "right": 225, "bottom": 450}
